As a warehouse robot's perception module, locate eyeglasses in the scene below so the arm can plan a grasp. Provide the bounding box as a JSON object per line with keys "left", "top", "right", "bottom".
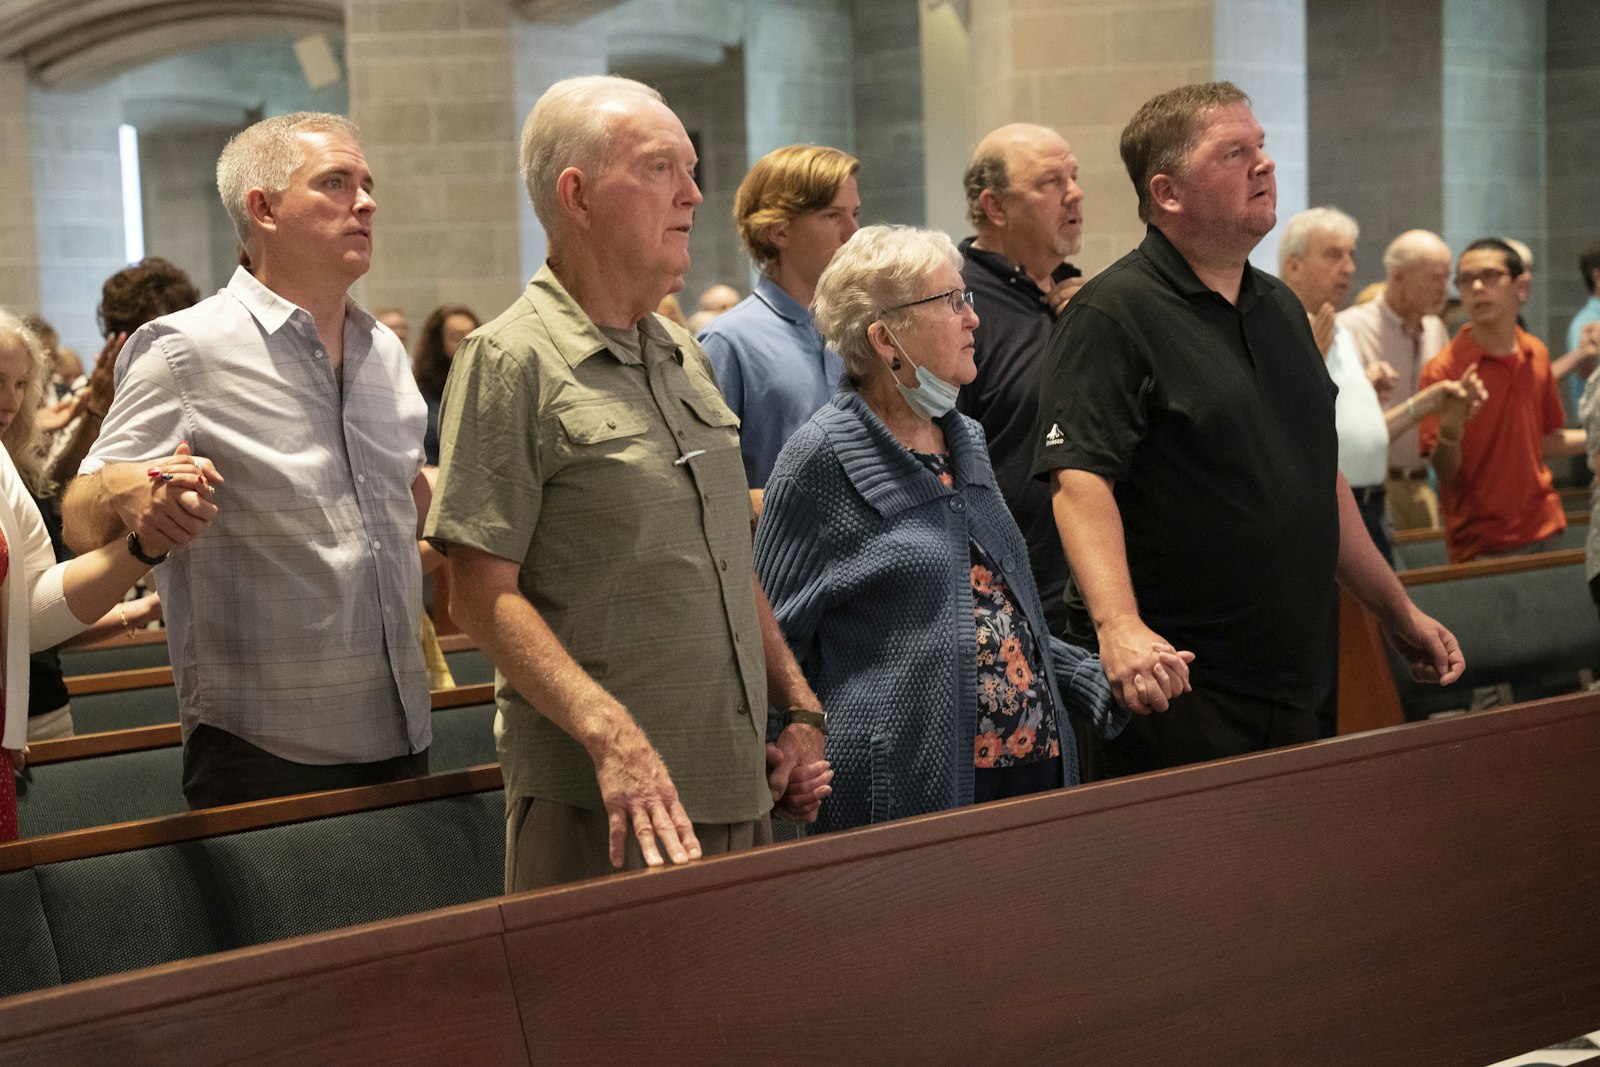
{"left": 885, "top": 288, "right": 975, "bottom": 315}
{"left": 1454, "top": 268, "right": 1511, "bottom": 289}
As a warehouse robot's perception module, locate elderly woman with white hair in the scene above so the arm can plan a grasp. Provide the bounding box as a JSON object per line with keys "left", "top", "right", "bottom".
{"left": 0, "top": 312, "right": 212, "bottom": 839}
{"left": 754, "top": 226, "right": 1193, "bottom": 833}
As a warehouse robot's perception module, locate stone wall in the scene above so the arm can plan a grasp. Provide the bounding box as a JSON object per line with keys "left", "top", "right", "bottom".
{"left": 1545, "top": 0, "right": 1600, "bottom": 347}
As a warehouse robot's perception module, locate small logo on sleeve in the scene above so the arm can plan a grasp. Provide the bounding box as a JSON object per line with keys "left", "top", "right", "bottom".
{"left": 1044, "top": 423, "right": 1064, "bottom": 447}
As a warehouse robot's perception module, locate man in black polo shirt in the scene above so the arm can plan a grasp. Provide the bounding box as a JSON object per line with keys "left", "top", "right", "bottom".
{"left": 957, "top": 123, "right": 1085, "bottom": 639}
{"left": 1033, "top": 81, "right": 1464, "bottom": 775}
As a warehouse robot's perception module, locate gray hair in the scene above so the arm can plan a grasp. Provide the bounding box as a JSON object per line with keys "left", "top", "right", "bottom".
{"left": 1382, "top": 229, "right": 1451, "bottom": 276}
{"left": 519, "top": 75, "right": 665, "bottom": 232}
{"left": 216, "top": 112, "right": 360, "bottom": 251}
{"left": 0, "top": 308, "right": 54, "bottom": 495}
{"left": 1278, "top": 206, "right": 1359, "bottom": 273}
{"left": 813, "top": 225, "right": 962, "bottom": 382}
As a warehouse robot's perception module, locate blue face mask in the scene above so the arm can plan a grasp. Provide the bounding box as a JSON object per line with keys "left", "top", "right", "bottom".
{"left": 881, "top": 323, "right": 960, "bottom": 419}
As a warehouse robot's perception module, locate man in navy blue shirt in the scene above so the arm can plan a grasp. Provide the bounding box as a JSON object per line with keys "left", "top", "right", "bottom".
{"left": 958, "top": 123, "right": 1086, "bottom": 639}
{"left": 699, "top": 145, "right": 860, "bottom": 493}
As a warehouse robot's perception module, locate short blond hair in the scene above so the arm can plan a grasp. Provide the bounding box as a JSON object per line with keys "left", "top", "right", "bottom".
{"left": 216, "top": 112, "right": 359, "bottom": 251}
{"left": 813, "top": 225, "right": 961, "bottom": 382}
{"left": 519, "top": 75, "right": 665, "bottom": 232}
{"left": 734, "top": 145, "right": 859, "bottom": 272}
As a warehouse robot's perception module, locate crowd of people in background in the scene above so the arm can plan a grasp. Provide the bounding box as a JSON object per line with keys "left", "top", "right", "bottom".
{"left": 3, "top": 71, "right": 1595, "bottom": 895}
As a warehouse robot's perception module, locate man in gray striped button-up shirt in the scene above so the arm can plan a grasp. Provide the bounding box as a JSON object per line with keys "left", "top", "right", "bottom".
{"left": 64, "top": 112, "right": 432, "bottom": 808}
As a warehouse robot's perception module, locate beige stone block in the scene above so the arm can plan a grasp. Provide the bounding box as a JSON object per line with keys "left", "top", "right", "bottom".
{"left": 358, "top": 101, "right": 437, "bottom": 145}
{"left": 1110, "top": 5, "right": 1212, "bottom": 67}
{"left": 375, "top": 1, "right": 467, "bottom": 33}
{"left": 434, "top": 57, "right": 515, "bottom": 101}
{"left": 374, "top": 178, "right": 448, "bottom": 226}
{"left": 1012, "top": 10, "right": 1110, "bottom": 71}
{"left": 361, "top": 62, "right": 442, "bottom": 102}
{"left": 443, "top": 178, "right": 521, "bottom": 223}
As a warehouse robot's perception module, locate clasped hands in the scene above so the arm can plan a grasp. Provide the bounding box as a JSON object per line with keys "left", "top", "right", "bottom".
{"left": 1096, "top": 614, "right": 1198, "bottom": 714}
{"left": 119, "top": 441, "right": 224, "bottom": 556}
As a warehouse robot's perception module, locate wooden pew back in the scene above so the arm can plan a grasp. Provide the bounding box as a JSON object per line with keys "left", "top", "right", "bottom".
{"left": 2, "top": 694, "right": 1596, "bottom": 1065}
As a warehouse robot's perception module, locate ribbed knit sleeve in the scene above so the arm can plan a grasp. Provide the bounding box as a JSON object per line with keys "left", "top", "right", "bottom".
{"left": 753, "top": 426, "right": 835, "bottom": 671}
{"left": 1047, "top": 636, "right": 1124, "bottom": 740}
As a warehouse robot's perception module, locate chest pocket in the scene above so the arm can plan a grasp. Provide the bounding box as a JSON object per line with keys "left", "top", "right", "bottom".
{"left": 680, "top": 390, "right": 740, "bottom": 431}
{"left": 556, "top": 404, "right": 651, "bottom": 446}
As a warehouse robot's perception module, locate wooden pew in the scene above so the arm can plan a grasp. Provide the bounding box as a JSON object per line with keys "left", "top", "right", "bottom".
{"left": 17, "top": 684, "right": 499, "bottom": 838}
{"left": 1393, "top": 510, "right": 1587, "bottom": 569}
{"left": 1337, "top": 548, "right": 1595, "bottom": 731}
{"left": 2, "top": 692, "right": 1596, "bottom": 1065}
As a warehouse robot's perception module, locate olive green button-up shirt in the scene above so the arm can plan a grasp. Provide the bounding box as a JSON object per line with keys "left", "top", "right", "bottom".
{"left": 425, "top": 265, "right": 770, "bottom": 823}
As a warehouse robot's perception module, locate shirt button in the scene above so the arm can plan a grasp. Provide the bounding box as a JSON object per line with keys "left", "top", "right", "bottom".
{"left": 606, "top": 418, "right": 617, "bottom": 429}
{"left": 314, "top": 348, "right": 325, "bottom": 359}
{"left": 676, "top": 429, "right": 687, "bottom": 440}
{"left": 718, "top": 558, "right": 728, "bottom": 571}
{"left": 357, "top": 474, "right": 366, "bottom": 484}
{"left": 371, "top": 538, "right": 382, "bottom": 551}
{"left": 949, "top": 497, "right": 966, "bottom": 512}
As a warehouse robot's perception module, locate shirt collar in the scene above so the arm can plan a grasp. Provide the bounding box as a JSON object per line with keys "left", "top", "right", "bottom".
{"left": 754, "top": 275, "right": 814, "bottom": 326}
{"left": 1140, "top": 224, "right": 1262, "bottom": 311}
{"left": 224, "top": 265, "right": 375, "bottom": 337}
{"left": 527, "top": 263, "right": 687, "bottom": 369}
{"left": 958, "top": 236, "right": 1081, "bottom": 296}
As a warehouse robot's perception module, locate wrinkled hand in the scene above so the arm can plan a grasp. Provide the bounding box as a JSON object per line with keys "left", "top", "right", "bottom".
{"left": 1366, "top": 360, "right": 1399, "bottom": 403}
{"left": 767, "top": 724, "right": 832, "bottom": 823}
{"left": 595, "top": 726, "right": 701, "bottom": 869}
{"left": 1043, "top": 276, "right": 1087, "bottom": 316}
{"left": 1310, "top": 303, "right": 1336, "bottom": 358}
{"left": 1096, "top": 614, "right": 1197, "bottom": 714}
{"left": 120, "top": 442, "right": 224, "bottom": 556}
{"left": 1380, "top": 603, "right": 1465, "bottom": 685}
{"left": 125, "top": 592, "right": 162, "bottom": 628}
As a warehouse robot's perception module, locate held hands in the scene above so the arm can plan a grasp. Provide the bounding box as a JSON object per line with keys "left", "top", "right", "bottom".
{"left": 766, "top": 723, "right": 832, "bottom": 823}
{"left": 1437, "top": 365, "right": 1489, "bottom": 434}
{"left": 1096, "top": 614, "right": 1197, "bottom": 714}
{"left": 120, "top": 442, "right": 224, "bottom": 556}
{"left": 595, "top": 724, "right": 701, "bottom": 870}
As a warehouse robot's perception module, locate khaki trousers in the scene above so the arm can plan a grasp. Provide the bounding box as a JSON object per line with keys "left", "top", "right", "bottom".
{"left": 1386, "top": 474, "right": 1439, "bottom": 531}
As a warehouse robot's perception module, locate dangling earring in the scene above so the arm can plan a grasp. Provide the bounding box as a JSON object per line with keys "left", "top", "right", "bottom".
{"left": 890, "top": 356, "right": 902, "bottom": 370}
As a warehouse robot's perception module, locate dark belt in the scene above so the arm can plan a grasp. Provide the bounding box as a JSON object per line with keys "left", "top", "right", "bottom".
{"left": 1352, "top": 484, "right": 1386, "bottom": 506}
{"left": 1387, "top": 466, "right": 1429, "bottom": 482}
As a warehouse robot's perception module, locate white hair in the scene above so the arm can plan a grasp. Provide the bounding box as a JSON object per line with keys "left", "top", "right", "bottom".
{"left": 813, "top": 225, "right": 962, "bottom": 382}
{"left": 1382, "top": 229, "right": 1451, "bottom": 276}
{"left": 519, "top": 75, "right": 665, "bottom": 232}
{"left": 1279, "top": 206, "right": 1359, "bottom": 272}
{"left": 0, "top": 308, "right": 54, "bottom": 495}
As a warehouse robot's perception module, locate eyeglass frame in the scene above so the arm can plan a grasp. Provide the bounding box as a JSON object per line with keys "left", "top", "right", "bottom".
{"left": 1453, "top": 267, "right": 1513, "bottom": 290}
{"left": 883, "top": 287, "right": 976, "bottom": 316}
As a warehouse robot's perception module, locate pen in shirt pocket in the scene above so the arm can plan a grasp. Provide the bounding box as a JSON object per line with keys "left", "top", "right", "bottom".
{"left": 674, "top": 450, "right": 706, "bottom": 466}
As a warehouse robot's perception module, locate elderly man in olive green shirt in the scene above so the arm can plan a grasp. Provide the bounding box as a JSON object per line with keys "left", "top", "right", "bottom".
{"left": 426, "top": 75, "right": 832, "bottom": 892}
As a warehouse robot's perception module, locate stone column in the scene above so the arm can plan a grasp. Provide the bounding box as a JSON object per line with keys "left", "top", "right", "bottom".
{"left": 1546, "top": 0, "right": 1600, "bottom": 339}
{"left": 0, "top": 62, "right": 41, "bottom": 318}
{"left": 27, "top": 78, "right": 127, "bottom": 354}
{"left": 345, "top": 0, "right": 526, "bottom": 330}
{"left": 743, "top": 0, "right": 854, "bottom": 163}
{"left": 1442, "top": 0, "right": 1547, "bottom": 336}
{"left": 939, "top": 0, "right": 1307, "bottom": 279}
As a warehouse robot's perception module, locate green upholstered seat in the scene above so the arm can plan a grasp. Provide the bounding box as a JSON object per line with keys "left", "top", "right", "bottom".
{"left": 66, "top": 686, "right": 180, "bottom": 735}
{"left": 428, "top": 701, "right": 497, "bottom": 771}
{"left": 1394, "top": 561, "right": 1600, "bottom": 719}
{"left": 17, "top": 747, "right": 187, "bottom": 838}
{"left": 0, "top": 869, "right": 61, "bottom": 996}
{"left": 443, "top": 647, "right": 494, "bottom": 685}
{"left": 30, "top": 789, "right": 505, "bottom": 992}
{"left": 58, "top": 640, "right": 170, "bottom": 675}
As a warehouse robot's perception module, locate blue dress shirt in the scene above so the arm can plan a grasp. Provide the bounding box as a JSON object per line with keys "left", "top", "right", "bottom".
{"left": 697, "top": 277, "right": 843, "bottom": 488}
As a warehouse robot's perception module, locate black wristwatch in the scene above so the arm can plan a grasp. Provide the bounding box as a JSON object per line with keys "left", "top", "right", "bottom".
{"left": 127, "top": 531, "right": 169, "bottom": 566}
{"left": 781, "top": 708, "right": 829, "bottom": 735}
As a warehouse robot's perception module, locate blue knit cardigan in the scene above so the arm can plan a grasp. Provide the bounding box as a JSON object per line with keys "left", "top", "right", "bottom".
{"left": 754, "top": 387, "right": 1117, "bottom": 834}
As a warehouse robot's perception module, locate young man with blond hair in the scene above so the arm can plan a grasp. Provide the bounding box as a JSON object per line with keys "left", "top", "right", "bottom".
{"left": 699, "top": 144, "right": 860, "bottom": 489}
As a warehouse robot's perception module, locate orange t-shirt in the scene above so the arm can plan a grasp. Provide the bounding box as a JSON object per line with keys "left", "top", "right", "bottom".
{"left": 1417, "top": 324, "right": 1566, "bottom": 562}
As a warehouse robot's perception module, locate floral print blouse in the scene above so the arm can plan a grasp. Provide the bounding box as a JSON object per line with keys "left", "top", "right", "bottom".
{"left": 911, "top": 450, "right": 1061, "bottom": 770}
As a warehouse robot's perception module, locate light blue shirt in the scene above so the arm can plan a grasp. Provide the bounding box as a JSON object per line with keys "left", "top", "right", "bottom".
{"left": 86, "top": 267, "right": 431, "bottom": 764}
{"left": 1565, "top": 295, "right": 1600, "bottom": 422}
{"left": 697, "top": 277, "right": 843, "bottom": 488}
